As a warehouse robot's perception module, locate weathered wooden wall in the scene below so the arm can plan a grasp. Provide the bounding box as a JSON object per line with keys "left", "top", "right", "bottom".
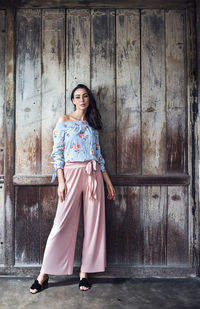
{"left": 0, "top": 2, "right": 198, "bottom": 277}
{"left": 0, "top": 10, "right": 5, "bottom": 265}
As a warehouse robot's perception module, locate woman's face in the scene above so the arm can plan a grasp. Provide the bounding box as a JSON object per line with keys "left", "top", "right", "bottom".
{"left": 72, "top": 88, "right": 89, "bottom": 110}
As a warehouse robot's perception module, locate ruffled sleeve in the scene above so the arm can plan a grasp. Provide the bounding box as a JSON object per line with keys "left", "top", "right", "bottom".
{"left": 94, "top": 129, "right": 106, "bottom": 172}
{"left": 51, "top": 122, "right": 65, "bottom": 182}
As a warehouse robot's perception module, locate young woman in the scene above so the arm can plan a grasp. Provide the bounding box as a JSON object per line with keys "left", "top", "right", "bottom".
{"left": 30, "top": 84, "right": 116, "bottom": 293}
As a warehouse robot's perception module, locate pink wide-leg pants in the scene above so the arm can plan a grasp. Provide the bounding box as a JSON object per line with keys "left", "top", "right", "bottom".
{"left": 40, "top": 159, "right": 106, "bottom": 275}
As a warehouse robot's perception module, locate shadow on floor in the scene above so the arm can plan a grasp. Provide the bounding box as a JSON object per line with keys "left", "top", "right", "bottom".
{"left": 1, "top": 276, "right": 200, "bottom": 309}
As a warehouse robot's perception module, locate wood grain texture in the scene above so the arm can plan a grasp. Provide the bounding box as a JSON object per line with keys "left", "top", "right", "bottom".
{"left": 186, "top": 6, "right": 198, "bottom": 268}
{"left": 66, "top": 9, "right": 90, "bottom": 113}
{"left": 15, "top": 187, "right": 40, "bottom": 265}
{"left": 106, "top": 186, "right": 143, "bottom": 264}
{"left": 41, "top": 9, "right": 65, "bottom": 174}
{"left": 15, "top": 9, "right": 41, "bottom": 174}
{"left": 0, "top": 11, "right": 5, "bottom": 175}
{"left": 91, "top": 9, "right": 116, "bottom": 174}
{"left": 1, "top": 7, "right": 193, "bottom": 274}
{"left": 166, "top": 10, "right": 186, "bottom": 173}
{"left": 12, "top": 174, "right": 190, "bottom": 186}
{"left": 167, "top": 186, "right": 189, "bottom": 265}
{"left": 141, "top": 9, "right": 166, "bottom": 175}
{"left": 0, "top": 184, "right": 4, "bottom": 264}
{"left": 4, "top": 9, "right": 15, "bottom": 266}
{"left": 0, "top": 0, "right": 193, "bottom": 10}
{"left": 39, "top": 186, "right": 57, "bottom": 262}
{"left": 142, "top": 186, "right": 167, "bottom": 265}
{"left": 194, "top": 0, "right": 200, "bottom": 269}
{"left": 116, "top": 9, "right": 141, "bottom": 174}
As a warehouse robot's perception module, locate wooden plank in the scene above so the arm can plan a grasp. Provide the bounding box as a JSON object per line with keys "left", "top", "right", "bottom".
{"left": 116, "top": 9, "right": 141, "bottom": 174}
{"left": 0, "top": 265, "right": 195, "bottom": 277}
{"left": 166, "top": 10, "right": 186, "bottom": 173}
{"left": 195, "top": 0, "right": 200, "bottom": 272}
{"left": 142, "top": 186, "right": 167, "bottom": 265}
{"left": 91, "top": 9, "right": 116, "bottom": 174}
{"left": 39, "top": 186, "right": 57, "bottom": 262}
{"left": 66, "top": 9, "right": 90, "bottom": 114}
{"left": 15, "top": 187, "right": 40, "bottom": 265}
{"left": 186, "top": 6, "right": 198, "bottom": 270}
{"left": 0, "top": 11, "right": 5, "bottom": 175}
{"left": 167, "top": 186, "right": 189, "bottom": 265}
{"left": 41, "top": 9, "right": 65, "bottom": 174}
{"left": 106, "top": 186, "right": 143, "bottom": 264}
{"left": 0, "top": 184, "right": 4, "bottom": 264}
{"left": 0, "top": 0, "right": 193, "bottom": 10}
{"left": 141, "top": 9, "right": 166, "bottom": 175}
{"left": 15, "top": 9, "right": 41, "bottom": 175}
{"left": 12, "top": 174, "right": 190, "bottom": 186}
{"left": 4, "top": 8, "right": 15, "bottom": 266}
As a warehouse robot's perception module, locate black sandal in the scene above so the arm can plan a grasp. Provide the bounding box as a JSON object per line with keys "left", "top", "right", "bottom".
{"left": 30, "top": 276, "right": 49, "bottom": 294}
{"left": 79, "top": 277, "right": 91, "bottom": 291}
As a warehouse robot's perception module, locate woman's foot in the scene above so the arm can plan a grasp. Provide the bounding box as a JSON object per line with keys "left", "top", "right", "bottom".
{"left": 30, "top": 273, "right": 49, "bottom": 294}
{"left": 79, "top": 272, "right": 91, "bottom": 291}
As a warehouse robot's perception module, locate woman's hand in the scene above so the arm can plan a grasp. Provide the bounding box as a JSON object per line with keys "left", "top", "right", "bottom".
{"left": 57, "top": 182, "right": 67, "bottom": 202}
{"left": 106, "top": 182, "right": 116, "bottom": 200}
{"left": 102, "top": 170, "right": 116, "bottom": 200}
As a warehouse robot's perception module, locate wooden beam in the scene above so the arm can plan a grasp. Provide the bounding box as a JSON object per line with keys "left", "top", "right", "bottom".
{"left": 0, "top": 265, "right": 196, "bottom": 277}
{"left": 4, "top": 8, "right": 15, "bottom": 266}
{"left": 13, "top": 174, "right": 190, "bottom": 186}
{"left": 186, "top": 3, "right": 199, "bottom": 273}
{"left": 195, "top": 0, "right": 200, "bottom": 274}
{"left": 0, "top": 0, "right": 194, "bottom": 10}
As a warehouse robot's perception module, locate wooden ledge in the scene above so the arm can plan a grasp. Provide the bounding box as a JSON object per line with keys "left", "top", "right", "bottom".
{"left": 13, "top": 174, "right": 190, "bottom": 186}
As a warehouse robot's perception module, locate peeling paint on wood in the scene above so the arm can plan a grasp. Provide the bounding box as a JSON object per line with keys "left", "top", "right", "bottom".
{"left": 91, "top": 9, "right": 116, "bottom": 174}
{"left": 41, "top": 9, "right": 65, "bottom": 174}
{"left": 15, "top": 187, "right": 40, "bottom": 264}
{"left": 116, "top": 9, "right": 141, "bottom": 174}
{"left": 141, "top": 9, "right": 166, "bottom": 175}
{"left": 0, "top": 11, "right": 5, "bottom": 175}
{"left": 4, "top": 8, "right": 15, "bottom": 267}
{"left": 16, "top": 9, "right": 41, "bottom": 174}
{"left": 0, "top": 6, "right": 195, "bottom": 274}
{"left": 166, "top": 10, "right": 186, "bottom": 173}
{"left": 106, "top": 186, "right": 143, "bottom": 264}
{"left": 142, "top": 186, "right": 167, "bottom": 265}
{"left": 167, "top": 186, "right": 189, "bottom": 265}
{"left": 66, "top": 9, "right": 90, "bottom": 113}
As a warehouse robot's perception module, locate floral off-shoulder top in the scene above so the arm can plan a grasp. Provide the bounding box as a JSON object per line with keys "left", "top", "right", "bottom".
{"left": 51, "top": 119, "right": 106, "bottom": 182}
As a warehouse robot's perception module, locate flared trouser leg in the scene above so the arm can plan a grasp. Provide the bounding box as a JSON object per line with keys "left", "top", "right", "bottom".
{"left": 81, "top": 167, "right": 106, "bottom": 273}
{"left": 40, "top": 160, "right": 106, "bottom": 275}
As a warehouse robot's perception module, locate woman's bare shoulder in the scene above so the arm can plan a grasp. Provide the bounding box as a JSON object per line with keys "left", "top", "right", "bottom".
{"left": 58, "top": 115, "right": 71, "bottom": 123}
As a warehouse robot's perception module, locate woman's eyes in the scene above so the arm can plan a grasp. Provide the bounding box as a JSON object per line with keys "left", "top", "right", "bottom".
{"left": 76, "top": 95, "right": 88, "bottom": 99}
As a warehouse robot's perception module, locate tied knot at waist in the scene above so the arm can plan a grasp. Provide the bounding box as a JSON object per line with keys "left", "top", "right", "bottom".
{"left": 85, "top": 160, "right": 97, "bottom": 200}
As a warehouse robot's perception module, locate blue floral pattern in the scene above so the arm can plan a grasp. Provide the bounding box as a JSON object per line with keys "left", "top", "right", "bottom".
{"left": 51, "top": 120, "right": 106, "bottom": 182}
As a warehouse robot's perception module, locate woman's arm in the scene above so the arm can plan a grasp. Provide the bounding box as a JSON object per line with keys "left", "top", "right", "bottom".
{"left": 94, "top": 129, "right": 116, "bottom": 200}
{"left": 51, "top": 120, "right": 67, "bottom": 202}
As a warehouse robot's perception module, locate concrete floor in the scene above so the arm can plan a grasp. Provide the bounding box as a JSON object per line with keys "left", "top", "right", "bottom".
{"left": 1, "top": 276, "right": 200, "bottom": 309}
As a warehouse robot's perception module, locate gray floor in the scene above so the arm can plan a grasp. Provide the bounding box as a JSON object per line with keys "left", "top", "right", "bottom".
{"left": 1, "top": 276, "right": 200, "bottom": 309}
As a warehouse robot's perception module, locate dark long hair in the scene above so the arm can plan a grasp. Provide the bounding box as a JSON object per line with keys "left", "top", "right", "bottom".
{"left": 71, "top": 84, "right": 103, "bottom": 130}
